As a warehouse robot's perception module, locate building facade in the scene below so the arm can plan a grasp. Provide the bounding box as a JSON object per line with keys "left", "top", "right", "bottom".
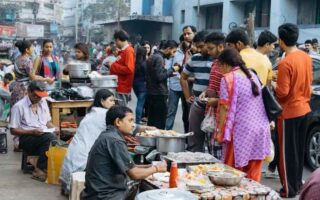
{"left": 172, "top": 0, "right": 320, "bottom": 43}
{"left": 0, "top": 0, "right": 63, "bottom": 39}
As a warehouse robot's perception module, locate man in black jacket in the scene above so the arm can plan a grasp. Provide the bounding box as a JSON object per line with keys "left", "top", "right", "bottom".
{"left": 146, "top": 40, "right": 180, "bottom": 129}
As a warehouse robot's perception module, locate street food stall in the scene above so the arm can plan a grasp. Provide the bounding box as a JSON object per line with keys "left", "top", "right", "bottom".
{"left": 122, "top": 130, "right": 281, "bottom": 200}
{"left": 47, "top": 61, "right": 117, "bottom": 129}
{"left": 140, "top": 162, "right": 280, "bottom": 199}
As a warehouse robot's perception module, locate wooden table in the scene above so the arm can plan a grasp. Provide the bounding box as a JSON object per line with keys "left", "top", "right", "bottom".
{"left": 47, "top": 98, "right": 93, "bottom": 127}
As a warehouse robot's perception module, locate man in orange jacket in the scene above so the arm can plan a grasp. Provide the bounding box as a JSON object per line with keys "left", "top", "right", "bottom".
{"left": 107, "top": 29, "right": 135, "bottom": 106}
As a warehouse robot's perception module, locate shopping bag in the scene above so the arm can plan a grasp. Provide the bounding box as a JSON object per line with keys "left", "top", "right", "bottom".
{"left": 201, "top": 107, "right": 215, "bottom": 133}
{"left": 46, "top": 140, "right": 68, "bottom": 185}
{"left": 264, "top": 140, "right": 275, "bottom": 163}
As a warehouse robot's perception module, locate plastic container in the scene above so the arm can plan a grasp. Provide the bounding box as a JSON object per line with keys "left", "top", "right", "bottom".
{"left": 169, "top": 162, "right": 179, "bottom": 188}
{"left": 46, "top": 143, "right": 68, "bottom": 184}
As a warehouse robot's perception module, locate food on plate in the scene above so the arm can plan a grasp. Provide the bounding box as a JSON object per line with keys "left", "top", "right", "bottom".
{"left": 159, "top": 130, "right": 177, "bottom": 136}
{"left": 138, "top": 129, "right": 179, "bottom": 137}
{"left": 166, "top": 152, "right": 217, "bottom": 163}
{"left": 137, "top": 131, "right": 156, "bottom": 137}
{"left": 190, "top": 164, "right": 224, "bottom": 175}
{"left": 184, "top": 172, "right": 214, "bottom": 192}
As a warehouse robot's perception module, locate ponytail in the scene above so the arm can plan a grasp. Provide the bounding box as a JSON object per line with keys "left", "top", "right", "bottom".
{"left": 239, "top": 63, "right": 260, "bottom": 97}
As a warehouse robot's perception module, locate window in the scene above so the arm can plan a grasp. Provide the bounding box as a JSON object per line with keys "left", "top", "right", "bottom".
{"left": 298, "top": 0, "right": 320, "bottom": 24}
{"left": 206, "top": 4, "right": 223, "bottom": 30}
{"left": 181, "top": 10, "right": 185, "bottom": 24}
{"left": 312, "top": 58, "right": 320, "bottom": 84}
{"left": 245, "top": 0, "right": 270, "bottom": 28}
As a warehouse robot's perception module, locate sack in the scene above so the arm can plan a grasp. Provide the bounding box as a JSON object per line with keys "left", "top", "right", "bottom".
{"left": 251, "top": 70, "right": 282, "bottom": 121}
{"left": 201, "top": 107, "right": 215, "bottom": 133}
{"left": 264, "top": 140, "right": 275, "bottom": 163}
{"left": 46, "top": 140, "right": 68, "bottom": 184}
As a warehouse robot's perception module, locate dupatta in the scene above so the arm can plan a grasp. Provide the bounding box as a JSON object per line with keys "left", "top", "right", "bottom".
{"left": 215, "top": 71, "right": 235, "bottom": 143}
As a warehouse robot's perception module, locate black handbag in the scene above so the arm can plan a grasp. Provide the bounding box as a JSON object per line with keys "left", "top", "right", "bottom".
{"left": 252, "top": 70, "right": 282, "bottom": 121}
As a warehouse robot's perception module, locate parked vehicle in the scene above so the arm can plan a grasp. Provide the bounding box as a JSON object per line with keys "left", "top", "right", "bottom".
{"left": 306, "top": 55, "right": 320, "bottom": 170}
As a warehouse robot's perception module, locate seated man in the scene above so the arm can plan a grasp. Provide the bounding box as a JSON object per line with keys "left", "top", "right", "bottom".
{"left": 81, "top": 106, "right": 167, "bottom": 200}
{"left": 9, "top": 80, "right": 58, "bottom": 182}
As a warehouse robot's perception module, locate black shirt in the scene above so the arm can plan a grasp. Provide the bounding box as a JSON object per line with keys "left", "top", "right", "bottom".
{"left": 81, "top": 126, "right": 135, "bottom": 200}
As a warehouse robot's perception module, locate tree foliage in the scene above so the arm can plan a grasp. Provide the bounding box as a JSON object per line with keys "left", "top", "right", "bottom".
{"left": 83, "top": 0, "right": 130, "bottom": 22}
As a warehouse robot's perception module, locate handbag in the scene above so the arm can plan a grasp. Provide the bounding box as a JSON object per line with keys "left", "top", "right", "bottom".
{"left": 251, "top": 70, "right": 282, "bottom": 121}
{"left": 201, "top": 107, "right": 215, "bottom": 133}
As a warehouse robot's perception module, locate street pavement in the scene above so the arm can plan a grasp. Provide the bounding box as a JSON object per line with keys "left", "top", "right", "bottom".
{"left": 0, "top": 95, "right": 312, "bottom": 199}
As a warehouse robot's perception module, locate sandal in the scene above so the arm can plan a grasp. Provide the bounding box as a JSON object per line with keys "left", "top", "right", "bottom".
{"left": 32, "top": 170, "right": 47, "bottom": 182}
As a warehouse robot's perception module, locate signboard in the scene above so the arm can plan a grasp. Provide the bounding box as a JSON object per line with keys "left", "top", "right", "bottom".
{"left": 50, "top": 23, "right": 58, "bottom": 34}
{"left": 16, "top": 23, "right": 44, "bottom": 38}
{"left": 0, "top": 26, "right": 16, "bottom": 38}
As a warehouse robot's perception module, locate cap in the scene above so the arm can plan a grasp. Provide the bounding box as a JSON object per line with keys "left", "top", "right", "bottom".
{"left": 28, "top": 80, "right": 48, "bottom": 97}
{"left": 34, "top": 90, "right": 48, "bottom": 97}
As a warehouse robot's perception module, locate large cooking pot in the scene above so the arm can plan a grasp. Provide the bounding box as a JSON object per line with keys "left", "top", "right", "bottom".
{"left": 68, "top": 62, "right": 91, "bottom": 79}
{"left": 156, "top": 137, "right": 186, "bottom": 153}
{"left": 136, "top": 136, "right": 157, "bottom": 147}
{"left": 156, "top": 132, "right": 193, "bottom": 153}
{"left": 90, "top": 75, "right": 117, "bottom": 88}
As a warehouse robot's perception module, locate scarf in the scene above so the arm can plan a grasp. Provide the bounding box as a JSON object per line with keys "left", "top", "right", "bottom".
{"left": 41, "top": 55, "right": 60, "bottom": 79}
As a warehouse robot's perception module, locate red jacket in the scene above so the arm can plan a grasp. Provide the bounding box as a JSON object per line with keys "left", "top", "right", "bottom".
{"left": 110, "top": 45, "right": 135, "bottom": 93}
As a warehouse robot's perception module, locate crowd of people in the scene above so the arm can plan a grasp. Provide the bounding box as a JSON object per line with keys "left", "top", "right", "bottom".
{"left": 0, "top": 22, "right": 318, "bottom": 200}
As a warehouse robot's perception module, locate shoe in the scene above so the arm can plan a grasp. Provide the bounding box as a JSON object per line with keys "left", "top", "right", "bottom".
{"left": 278, "top": 188, "right": 296, "bottom": 198}
{"left": 264, "top": 169, "right": 279, "bottom": 179}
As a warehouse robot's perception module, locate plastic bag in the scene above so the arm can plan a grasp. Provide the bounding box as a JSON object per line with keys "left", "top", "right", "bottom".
{"left": 46, "top": 140, "right": 68, "bottom": 184}
{"left": 201, "top": 107, "right": 215, "bottom": 133}
{"left": 264, "top": 140, "right": 275, "bottom": 163}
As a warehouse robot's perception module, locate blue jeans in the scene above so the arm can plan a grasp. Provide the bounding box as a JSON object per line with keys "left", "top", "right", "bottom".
{"left": 165, "top": 89, "right": 183, "bottom": 130}
{"left": 134, "top": 90, "right": 146, "bottom": 124}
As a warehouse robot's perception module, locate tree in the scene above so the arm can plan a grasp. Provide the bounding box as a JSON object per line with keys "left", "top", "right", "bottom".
{"left": 83, "top": 0, "right": 130, "bottom": 22}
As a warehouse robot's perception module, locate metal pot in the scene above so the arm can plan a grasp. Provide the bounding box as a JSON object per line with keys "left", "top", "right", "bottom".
{"left": 137, "top": 136, "right": 157, "bottom": 147}
{"left": 68, "top": 62, "right": 91, "bottom": 78}
{"left": 90, "top": 75, "right": 118, "bottom": 88}
{"left": 156, "top": 137, "right": 186, "bottom": 153}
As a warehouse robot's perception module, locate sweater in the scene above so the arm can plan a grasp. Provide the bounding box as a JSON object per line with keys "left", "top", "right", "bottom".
{"left": 276, "top": 50, "right": 312, "bottom": 119}
{"left": 110, "top": 45, "right": 135, "bottom": 93}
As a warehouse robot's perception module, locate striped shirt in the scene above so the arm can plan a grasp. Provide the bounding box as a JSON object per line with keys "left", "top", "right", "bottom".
{"left": 183, "top": 54, "right": 213, "bottom": 96}
{"left": 207, "top": 59, "right": 224, "bottom": 96}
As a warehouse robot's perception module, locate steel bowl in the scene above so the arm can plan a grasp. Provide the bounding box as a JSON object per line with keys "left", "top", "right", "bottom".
{"left": 156, "top": 137, "right": 186, "bottom": 153}
{"left": 207, "top": 169, "right": 246, "bottom": 186}
{"left": 136, "top": 135, "right": 157, "bottom": 147}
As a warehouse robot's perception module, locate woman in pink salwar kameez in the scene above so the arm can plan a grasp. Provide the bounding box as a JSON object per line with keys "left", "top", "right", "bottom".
{"left": 215, "top": 48, "right": 271, "bottom": 182}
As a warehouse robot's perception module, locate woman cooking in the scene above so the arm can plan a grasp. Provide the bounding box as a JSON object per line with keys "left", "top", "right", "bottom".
{"left": 33, "top": 39, "right": 60, "bottom": 80}
{"left": 63, "top": 43, "right": 97, "bottom": 74}
{"left": 10, "top": 40, "right": 55, "bottom": 106}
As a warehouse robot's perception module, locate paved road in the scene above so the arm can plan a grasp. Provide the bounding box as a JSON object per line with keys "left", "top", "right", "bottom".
{"left": 0, "top": 95, "right": 312, "bottom": 199}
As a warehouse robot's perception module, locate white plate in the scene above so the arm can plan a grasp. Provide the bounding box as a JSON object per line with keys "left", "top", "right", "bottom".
{"left": 153, "top": 172, "right": 170, "bottom": 183}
